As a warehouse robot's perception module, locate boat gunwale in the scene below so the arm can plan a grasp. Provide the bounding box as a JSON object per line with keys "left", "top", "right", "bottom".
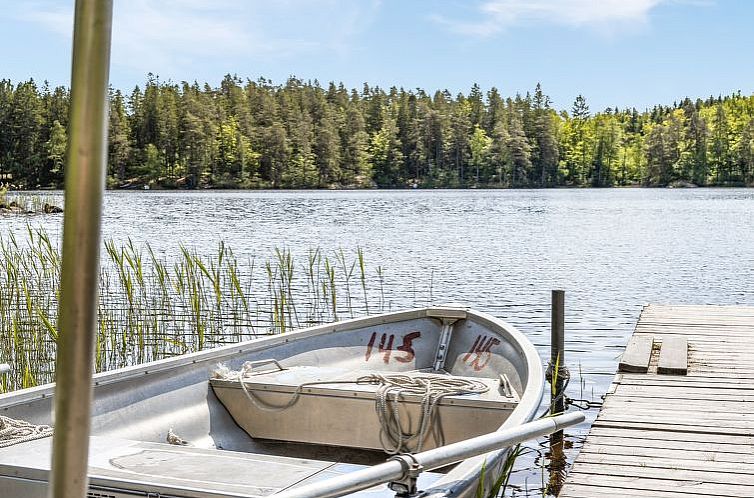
{"left": 0, "top": 308, "right": 434, "bottom": 410}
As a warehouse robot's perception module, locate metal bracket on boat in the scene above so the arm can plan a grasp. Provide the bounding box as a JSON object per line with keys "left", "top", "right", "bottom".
{"left": 387, "top": 454, "right": 424, "bottom": 497}
{"left": 242, "top": 359, "right": 286, "bottom": 374}
{"left": 499, "top": 374, "right": 513, "bottom": 398}
{"left": 432, "top": 319, "right": 457, "bottom": 372}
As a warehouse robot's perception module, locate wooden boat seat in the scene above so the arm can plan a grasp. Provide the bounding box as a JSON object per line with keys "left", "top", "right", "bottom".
{"left": 0, "top": 435, "right": 442, "bottom": 497}
{"left": 211, "top": 365, "right": 519, "bottom": 451}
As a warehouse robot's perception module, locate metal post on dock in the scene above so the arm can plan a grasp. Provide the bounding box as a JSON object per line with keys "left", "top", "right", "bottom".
{"left": 49, "top": 1, "right": 113, "bottom": 498}
{"left": 550, "top": 289, "right": 565, "bottom": 416}
{"left": 547, "top": 289, "right": 567, "bottom": 495}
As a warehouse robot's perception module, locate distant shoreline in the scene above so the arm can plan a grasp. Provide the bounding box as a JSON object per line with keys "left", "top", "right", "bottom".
{"left": 13, "top": 183, "right": 753, "bottom": 193}
{"left": 2, "top": 78, "right": 752, "bottom": 193}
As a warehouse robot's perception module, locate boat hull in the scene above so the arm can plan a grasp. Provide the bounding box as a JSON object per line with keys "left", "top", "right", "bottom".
{"left": 0, "top": 307, "right": 543, "bottom": 498}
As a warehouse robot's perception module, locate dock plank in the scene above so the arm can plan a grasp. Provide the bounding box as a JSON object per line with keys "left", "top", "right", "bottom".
{"left": 657, "top": 336, "right": 688, "bottom": 375}
{"left": 618, "top": 335, "right": 653, "bottom": 373}
{"left": 560, "top": 304, "right": 754, "bottom": 498}
{"left": 578, "top": 443, "right": 754, "bottom": 463}
{"left": 560, "top": 484, "right": 726, "bottom": 498}
{"left": 570, "top": 462, "right": 754, "bottom": 486}
{"left": 565, "top": 473, "right": 754, "bottom": 498}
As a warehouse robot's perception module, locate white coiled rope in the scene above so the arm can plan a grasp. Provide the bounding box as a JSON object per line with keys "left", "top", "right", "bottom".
{"left": 356, "top": 373, "right": 489, "bottom": 454}
{"left": 0, "top": 415, "right": 53, "bottom": 448}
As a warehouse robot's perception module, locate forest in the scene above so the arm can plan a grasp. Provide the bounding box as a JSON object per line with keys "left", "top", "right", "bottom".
{"left": 1, "top": 75, "right": 753, "bottom": 189}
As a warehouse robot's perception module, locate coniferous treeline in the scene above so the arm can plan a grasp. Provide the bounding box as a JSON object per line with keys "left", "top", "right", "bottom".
{"left": 1, "top": 75, "right": 753, "bottom": 189}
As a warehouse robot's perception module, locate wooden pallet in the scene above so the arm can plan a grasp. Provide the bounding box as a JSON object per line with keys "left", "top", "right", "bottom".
{"left": 560, "top": 304, "right": 754, "bottom": 498}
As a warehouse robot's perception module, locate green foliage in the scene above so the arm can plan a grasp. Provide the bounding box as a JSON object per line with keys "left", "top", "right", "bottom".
{"left": 0, "top": 76, "right": 753, "bottom": 188}
{"left": 44, "top": 120, "right": 67, "bottom": 183}
{"left": 370, "top": 110, "right": 404, "bottom": 186}
{"left": 470, "top": 125, "right": 492, "bottom": 184}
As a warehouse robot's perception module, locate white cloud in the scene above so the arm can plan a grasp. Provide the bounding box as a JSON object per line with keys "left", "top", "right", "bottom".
{"left": 14, "top": 2, "right": 71, "bottom": 37}
{"left": 14, "top": 0, "right": 380, "bottom": 77}
{"left": 437, "top": 0, "right": 686, "bottom": 37}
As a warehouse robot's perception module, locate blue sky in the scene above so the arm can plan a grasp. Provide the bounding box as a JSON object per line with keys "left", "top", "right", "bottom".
{"left": 2, "top": 0, "right": 752, "bottom": 112}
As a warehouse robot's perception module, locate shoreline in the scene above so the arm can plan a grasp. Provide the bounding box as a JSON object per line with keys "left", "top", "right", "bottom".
{"left": 13, "top": 184, "right": 754, "bottom": 193}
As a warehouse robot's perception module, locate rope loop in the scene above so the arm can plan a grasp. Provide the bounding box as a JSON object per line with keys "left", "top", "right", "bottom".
{"left": 544, "top": 363, "right": 571, "bottom": 385}
{"left": 0, "top": 415, "right": 53, "bottom": 448}
{"left": 357, "top": 373, "right": 489, "bottom": 454}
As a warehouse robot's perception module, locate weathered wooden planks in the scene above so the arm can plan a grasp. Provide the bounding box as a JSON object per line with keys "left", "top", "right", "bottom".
{"left": 618, "top": 336, "right": 653, "bottom": 373}
{"left": 560, "top": 304, "right": 754, "bottom": 498}
{"left": 657, "top": 336, "right": 688, "bottom": 375}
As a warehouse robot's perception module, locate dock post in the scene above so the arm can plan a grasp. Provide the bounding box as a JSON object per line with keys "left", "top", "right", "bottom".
{"left": 547, "top": 289, "right": 567, "bottom": 495}
{"left": 550, "top": 289, "right": 566, "bottom": 416}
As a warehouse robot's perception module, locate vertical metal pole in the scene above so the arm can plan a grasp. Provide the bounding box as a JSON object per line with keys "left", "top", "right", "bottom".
{"left": 49, "top": 1, "right": 112, "bottom": 497}
{"left": 547, "top": 289, "right": 566, "bottom": 495}
{"left": 550, "top": 289, "right": 565, "bottom": 416}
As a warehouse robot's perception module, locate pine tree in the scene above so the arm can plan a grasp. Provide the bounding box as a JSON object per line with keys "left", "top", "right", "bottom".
{"left": 485, "top": 87, "right": 504, "bottom": 134}
{"left": 44, "top": 120, "right": 67, "bottom": 186}
{"left": 314, "top": 104, "right": 341, "bottom": 186}
{"left": 645, "top": 125, "right": 666, "bottom": 186}
{"left": 710, "top": 104, "right": 731, "bottom": 184}
{"left": 469, "top": 125, "right": 491, "bottom": 184}
{"left": 531, "top": 84, "right": 559, "bottom": 186}
{"left": 449, "top": 97, "right": 472, "bottom": 186}
{"left": 570, "top": 94, "right": 590, "bottom": 185}
{"left": 488, "top": 121, "right": 510, "bottom": 186}
{"left": 370, "top": 109, "right": 404, "bottom": 186}
{"left": 284, "top": 106, "right": 318, "bottom": 188}
{"left": 8, "top": 80, "right": 44, "bottom": 186}
{"left": 681, "top": 105, "right": 708, "bottom": 185}
{"left": 260, "top": 123, "right": 290, "bottom": 188}
{"left": 506, "top": 111, "right": 532, "bottom": 187}
{"left": 736, "top": 119, "right": 754, "bottom": 185}
{"left": 341, "top": 106, "right": 371, "bottom": 186}
{"left": 468, "top": 83, "right": 484, "bottom": 127}
{"left": 108, "top": 90, "right": 131, "bottom": 183}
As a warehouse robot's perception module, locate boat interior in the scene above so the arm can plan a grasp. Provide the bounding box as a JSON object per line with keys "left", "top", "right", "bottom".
{"left": 0, "top": 308, "right": 542, "bottom": 498}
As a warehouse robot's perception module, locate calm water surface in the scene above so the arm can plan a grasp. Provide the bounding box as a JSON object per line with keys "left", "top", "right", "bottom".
{"left": 6, "top": 188, "right": 754, "bottom": 495}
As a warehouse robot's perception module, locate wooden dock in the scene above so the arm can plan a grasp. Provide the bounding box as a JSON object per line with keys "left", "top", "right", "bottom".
{"left": 559, "top": 304, "right": 754, "bottom": 498}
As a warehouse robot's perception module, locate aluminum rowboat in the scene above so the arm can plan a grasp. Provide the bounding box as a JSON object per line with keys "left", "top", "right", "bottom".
{"left": 0, "top": 306, "right": 544, "bottom": 497}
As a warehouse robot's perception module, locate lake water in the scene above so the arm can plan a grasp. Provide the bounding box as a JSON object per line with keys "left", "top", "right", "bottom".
{"left": 6, "top": 188, "right": 754, "bottom": 495}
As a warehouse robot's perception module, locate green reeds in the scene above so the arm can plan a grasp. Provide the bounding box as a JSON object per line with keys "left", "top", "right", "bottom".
{"left": 0, "top": 226, "right": 388, "bottom": 392}
{"left": 475, "top": 445, "right": 525, "bottom": 498}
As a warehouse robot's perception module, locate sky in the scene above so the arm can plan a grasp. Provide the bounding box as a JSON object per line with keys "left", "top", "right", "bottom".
{"left": 1, "top": 0, "right": 753, "bottom": 112}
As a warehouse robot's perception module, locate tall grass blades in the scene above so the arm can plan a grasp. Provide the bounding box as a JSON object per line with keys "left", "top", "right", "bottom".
{"left": 0, "top": 226, "right": 390, "bottom": 392}
{"left": 475, "top": 445, "right": 526, "bottom": 498}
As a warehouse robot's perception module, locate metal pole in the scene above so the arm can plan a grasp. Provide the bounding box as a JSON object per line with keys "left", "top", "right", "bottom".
{"left": 275, "top": 412, "right": 585, "bottom": 498}
{"left": 49, "top": 1, "right": 112, "bottom": 498}
{"left": 548, "top": 289, "right": 567, "bottom": 495}
{"left": 550, "top": 289, "right": 565, "bottom": 415}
